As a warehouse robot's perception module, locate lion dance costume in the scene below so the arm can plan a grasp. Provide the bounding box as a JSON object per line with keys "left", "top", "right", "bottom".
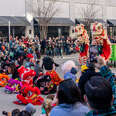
{"left": 0, "top": 74, "right": 10, "bottom": 87}
{"left": 14, "top": 84, "right": 44, "bottom": 105}
{"left": 18, "top": 66, "right": 36, "bottom": 86}
{"left": 5, "top": 79, "right": 22, "bottom": 94}
{"left": 91, "top": 22, "right": 111, "bottom": 61}
{"left": 75, "top": 24, "right": 89, "bottom": 65}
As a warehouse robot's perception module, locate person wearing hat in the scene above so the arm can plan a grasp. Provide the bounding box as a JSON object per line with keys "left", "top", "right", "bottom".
{"left": 25, "top": 103, "right": 36, "bottom": 116}
{"left": 25, "top": 54, "right": 35, "bottom": 69}
{"left": 34, "top": 56, "right": 62, "bottom": 95}
{"left": 78, "top": 63, "right": 101, "bottom": 102}
{"left": 61, "top": 60, "right": 78, "bottom": 83}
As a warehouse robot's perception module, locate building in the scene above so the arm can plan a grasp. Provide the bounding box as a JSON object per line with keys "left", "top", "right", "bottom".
{"left": 0, "top": 0, "right": 116, "bottom": 39}
{"left": 31, "top": 0, "right": 116, "bottom": 38}
{"left": 0, "top": 0, "right": 33, "bottom": 39}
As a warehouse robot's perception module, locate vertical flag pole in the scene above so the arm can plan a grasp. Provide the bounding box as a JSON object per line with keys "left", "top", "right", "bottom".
{"left": 8, "top": 20, "right": 11, "bottom": 50}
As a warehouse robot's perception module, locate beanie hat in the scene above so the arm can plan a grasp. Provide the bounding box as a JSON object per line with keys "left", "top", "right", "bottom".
{"left": 25, "top": 103, "right": 36, "bottom": 115}
{"left": 42, "top": 56, "right": 59, "bottom": 70}
{"left": 85, "top": 76, "right": 112, "bottom": 110}
{"left": 70, "top": 67, "right": 77, "bottom": 75}
{"left": 61, "top": 60, "right": 76, "bottom": 74}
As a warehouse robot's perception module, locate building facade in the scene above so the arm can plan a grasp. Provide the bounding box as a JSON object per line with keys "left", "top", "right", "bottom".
{"left": 0, "top": 0, "right": 33, "bottom": 39}
{"left": 0, "top": 0, "right": 116, "bottom": 38}
{"left": 29, "top": 0, "right": 116, "bottom": 38}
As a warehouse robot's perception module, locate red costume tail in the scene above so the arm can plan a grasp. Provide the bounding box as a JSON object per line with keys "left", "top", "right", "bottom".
{"left": 101, "top": 39, "right": 111, "bottom": 61}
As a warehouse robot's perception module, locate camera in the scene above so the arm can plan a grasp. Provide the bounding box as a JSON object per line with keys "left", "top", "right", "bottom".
{"left": 89, "top": 45, "right": 98, "bottom": 63}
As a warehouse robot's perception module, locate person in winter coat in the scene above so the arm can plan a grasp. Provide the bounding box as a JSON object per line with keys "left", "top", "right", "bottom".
{"left": 50, "top": 79, "right": 89, "bottom": 116}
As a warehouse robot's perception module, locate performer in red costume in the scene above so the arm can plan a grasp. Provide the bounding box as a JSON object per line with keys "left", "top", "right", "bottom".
{"left": 75, "top": 24, "right": 90, "bottom": 65}
{"left": 91, "top": 22, "right": 111, "bottom": 61}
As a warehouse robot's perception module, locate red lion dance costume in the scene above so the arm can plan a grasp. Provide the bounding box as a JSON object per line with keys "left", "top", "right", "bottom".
{"left": 91, "top": 22, "right": 111, "bottom": 61}
{"left": 75, "top": 24, "right": 89, "bottom": 65}
{"left": 14, "top": 84, "right": 44, "bottom": 105}
{"left": 18, "top": 66, "right": 36, "bottom": 86}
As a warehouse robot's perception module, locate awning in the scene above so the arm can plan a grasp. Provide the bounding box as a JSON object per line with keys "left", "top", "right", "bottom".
{"left": 93, "top": 19, "right": 106, "bottom": 24}
{"left": 107, "top": 19, "right": 116, "bottom": 26}
{"left": 0, "top": 16, "right": 30, "bottom": 26}
{"left": 75, "top": 19, "right": 106, "bottom": 25}
{"left": 35, "top": 17, "right": 75, "bottom": 26}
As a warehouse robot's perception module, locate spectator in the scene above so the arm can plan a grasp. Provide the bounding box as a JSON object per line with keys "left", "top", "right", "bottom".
{"left": 7, "top": 62, "right": 19, "bottom": 79}
{"left": 2, "top": 109, "right": 20, "bottom": 116}
{"left": 25, "top": 103, "right": 36, "bottom": 116}
{"left": 85, "top": 76, "right": 116, "bottom": 116}
{"left": 50, "top": 79, "right": 89, "bottom": 116}
{"left": 95, "top": 56, "right": 116, "bottom": 108}
{"left": 41, "top": 39, "right": 46, "bottom": 55}
{"left": 18, "top": 111, "right": 31, "bottom": 116}
{"left": 34, "top": 60, "right": 42, "bottom": 76}
{"left": 78, "top": 63, "right": 101, "bottom": 101}
{"left": 61, "top": 60, "right": 77, "bottom": 82}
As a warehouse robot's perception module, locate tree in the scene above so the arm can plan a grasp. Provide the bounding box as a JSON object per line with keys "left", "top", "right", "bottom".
{"left": 80, "top": 0, "right": 101, "bottom": 39}
{"left": 34, "top": 0, "right": 58, "bottom": 39}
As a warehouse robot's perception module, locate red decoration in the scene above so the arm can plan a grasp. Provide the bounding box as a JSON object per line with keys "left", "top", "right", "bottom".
{"left": 46, "top": 70, "right": 62, "bottom": 85}
{"left": 26, "top": 54, "right": 34, "bottom": 58}
{"left": 14, "top": 84, "right": 44, "bottom": 105}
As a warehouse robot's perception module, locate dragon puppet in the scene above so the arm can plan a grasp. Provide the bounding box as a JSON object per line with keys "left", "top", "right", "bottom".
{"left": 91, "top": 22, "right": 111, "bottom": 61}
{"left": 5, "top": 79, "right": 22, "bottom": 94}
{"left": 14, "top": 84, "right": 44, "bottom": 105}
{"left": 75, "top": 24, "right": 90, "bottom": 65}
{"left": 18, "top": 66, "right": 36, "bottom": 86}
{"left": 0, "top": 74, "right": 10, "bottom": 87}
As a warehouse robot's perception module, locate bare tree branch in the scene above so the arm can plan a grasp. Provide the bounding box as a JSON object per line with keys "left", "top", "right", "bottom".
{"left": 34, "top": 0, "right": 58, "bottom": 39}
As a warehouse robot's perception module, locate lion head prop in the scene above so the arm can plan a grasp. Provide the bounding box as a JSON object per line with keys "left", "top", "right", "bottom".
{"left": 91, "top": 22, "right": 111, "bottom": 61}
{"left": 14, "top": 84, "right": 44, "bottom": 105}
{"left": 75, "top": 24, "right": 89, "bottom": 45}
{"left": 18, "top": 66, "right": 36, "bottom": 86}
{"left": 75, "top": 24, "right": 89, "bottom": 65}
{"left": 5, "top": 79, "right": 22, "bottom": 94}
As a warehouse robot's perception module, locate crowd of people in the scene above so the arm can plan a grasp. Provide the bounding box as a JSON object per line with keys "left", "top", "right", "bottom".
{"left": 0, "top": 34, "right": 116, "bottom": 116}
{"left": 0, "top": 35, "right": 77, "bottom": 67}
{"left": 40, "top": 36, "right": 77, "bottom": 56}
{"left": 0, "top": 45, "right": 116, "bottom": 116}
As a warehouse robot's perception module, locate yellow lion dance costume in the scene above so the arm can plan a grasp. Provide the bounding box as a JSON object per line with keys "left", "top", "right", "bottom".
{"left": 91, "top": 22, "right": 111, "bottom": 61}
{"left": 75, "top": 24, "right": 90, "bottom": 65}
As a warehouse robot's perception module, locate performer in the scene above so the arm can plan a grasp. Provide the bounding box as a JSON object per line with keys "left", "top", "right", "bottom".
{"left": 91, "top": 22, "right": 111, "bottom": 61}
{"left": 75, "top": 24, "right": 90, "bottom": 65}
{"left": 33, "top": 56, "right": 62, "bottom": 95}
